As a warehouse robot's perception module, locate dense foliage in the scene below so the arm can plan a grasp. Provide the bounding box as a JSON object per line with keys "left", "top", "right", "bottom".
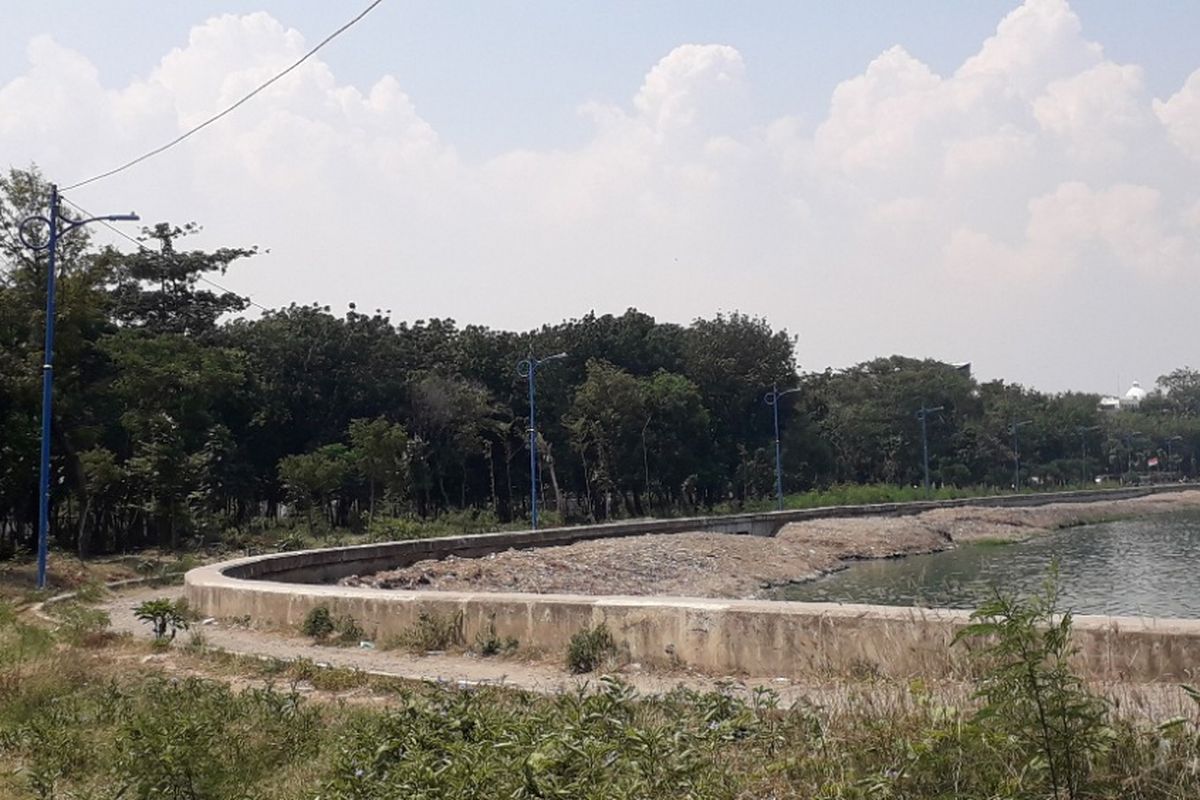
{"left": 2, "top": 166, "right": 1199, "bottom": 557}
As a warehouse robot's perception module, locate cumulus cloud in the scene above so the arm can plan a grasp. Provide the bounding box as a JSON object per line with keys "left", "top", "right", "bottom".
{"left": 1155, "top": 68, "right": 1200, "bottom": 162}
{"left": 0, "top": 0, "right": 1197, "bottom": 392}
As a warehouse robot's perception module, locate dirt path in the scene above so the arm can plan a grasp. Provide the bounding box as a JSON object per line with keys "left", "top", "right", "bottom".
{"left": 103, "top": 585, "right": 802, "bottom": 699}
{"left": 99, "top": 585, "right": 1196, "bottom": 720}
{"left": 349, "top": 491, "right": 1200, "bottom": 598}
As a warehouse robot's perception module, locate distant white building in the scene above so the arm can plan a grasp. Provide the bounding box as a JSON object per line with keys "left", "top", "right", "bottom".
{"left": 1099, "top": 381, "right": 1148, "bottom": 413}
{"left": 1123, "top": 380, "right": 1147, "bottom": 408}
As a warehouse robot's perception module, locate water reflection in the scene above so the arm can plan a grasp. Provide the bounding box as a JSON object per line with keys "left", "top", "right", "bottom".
{"left": 778, "top": 512, "right": 1200, "bottom": 618}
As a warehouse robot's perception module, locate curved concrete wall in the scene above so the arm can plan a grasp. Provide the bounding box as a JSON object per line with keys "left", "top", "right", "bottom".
{"left": 220, "top": 485, "right": 1188, "bottom": 584}
{"left": 184, "top": 485, "right": 1200, "bottom": 682}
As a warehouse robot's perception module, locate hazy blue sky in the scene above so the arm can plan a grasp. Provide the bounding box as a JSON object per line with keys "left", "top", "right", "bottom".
{"left": 3, "top": 1, "right": 1199, "bottom": 393}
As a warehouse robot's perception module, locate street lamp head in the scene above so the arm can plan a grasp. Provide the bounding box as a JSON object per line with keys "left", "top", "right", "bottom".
{"left": 105, "top": 212, "right": 140, "bottom": 222}
{"left": 545, "top": 352, "right": 568, "bottom": 362}
{"left": 765, "top": 386, "right": 801, "bottom": 405}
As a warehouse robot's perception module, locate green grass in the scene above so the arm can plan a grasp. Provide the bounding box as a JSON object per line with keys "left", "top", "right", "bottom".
{"left": 7, "top": 590, "right": 1200, "bottom": 799}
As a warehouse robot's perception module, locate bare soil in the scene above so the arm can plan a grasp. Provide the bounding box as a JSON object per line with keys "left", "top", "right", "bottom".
{"left": 347, "top": 491, "right": 1200, "bottom": 599}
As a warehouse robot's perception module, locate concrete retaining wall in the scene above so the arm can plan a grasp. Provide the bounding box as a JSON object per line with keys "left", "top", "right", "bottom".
{"left": 184, "top": 485, "right": 1200, "bottom": 682}
{"left": 185, "top": 563, "right": 1200, "bottom": 682}
{"left": 222, "top": 485, "right": 1190, "bottom": 584}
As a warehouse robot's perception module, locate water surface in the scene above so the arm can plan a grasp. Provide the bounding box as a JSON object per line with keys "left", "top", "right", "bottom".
{"left": 778, "top": 512, "right": 1200, "bottom": 618}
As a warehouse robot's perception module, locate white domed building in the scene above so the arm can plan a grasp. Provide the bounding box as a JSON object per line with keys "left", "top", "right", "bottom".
{"left": 1123, "top": 380, "right": 1147, "bottom": 409}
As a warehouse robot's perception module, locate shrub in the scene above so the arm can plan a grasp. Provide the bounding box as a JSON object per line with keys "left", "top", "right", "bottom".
{"left": 301, "top": 606, "right": 364, "bottom": 645}
{"left": 134, "top": 598, "right": 189, "bottom": 642}
{"left": 111, "top": 678, "right": 319, "bottom": 799}
{"left": 566, "top": 623, "right": 617, "bottom": 674}
{"left": 301, "top": 606, "right": 335, "bottom": 639}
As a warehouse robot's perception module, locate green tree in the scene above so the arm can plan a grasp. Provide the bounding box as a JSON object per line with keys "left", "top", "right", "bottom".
{"left": 348, "top": 416, "right": 410, "bottom": 517}
{"left": 101, "top": 221, "right": 253, "bottom": 337}
{"left": 566, "top": 360, "right": 650, "bottom": 518}
{"left": 278, "top": 445, "right": 352, "bottom": 533}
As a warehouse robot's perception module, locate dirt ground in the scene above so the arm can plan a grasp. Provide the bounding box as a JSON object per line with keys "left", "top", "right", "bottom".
{"left": 93, "top": 585, "right": 1197, "bottom": 720}
{"left": 346, "top": 491, "right": 1200, "bottom": 599}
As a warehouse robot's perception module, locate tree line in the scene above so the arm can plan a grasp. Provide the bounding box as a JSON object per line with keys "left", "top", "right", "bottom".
{"left": 2, "top": 166, "right": 1198, "bottom": 557}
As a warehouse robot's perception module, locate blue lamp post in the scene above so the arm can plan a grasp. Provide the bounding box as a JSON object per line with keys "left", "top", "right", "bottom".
{"left": 915, "top": 402, "right": 944, "bottom": 496}
{"left": 517, "top": 351, "right": 567, "bottom": 529}
{"left": 1008, "top": 418, "right": 1033, "bottom": 491}
{"left": 765, "top": 384, "right": 802, "bottom": 511}
{"left": 18, "top": 184, "right": 138, "bottom": 589}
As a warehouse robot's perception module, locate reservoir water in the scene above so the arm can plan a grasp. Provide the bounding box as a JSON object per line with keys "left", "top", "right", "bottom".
{"left": 778, "top": 511, "right": 1200, "bottom": 618}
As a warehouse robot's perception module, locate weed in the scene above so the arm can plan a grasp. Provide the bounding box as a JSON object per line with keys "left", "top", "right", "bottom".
{"left": 473, "top": 617, "right": 518, "bottom": 657}
{"left": 71, "top": 580, "right": 107, "bottom": 604}
{"left": 274, "top": 529, "right": 307, "bottom": 552}
{"left": 566, "top": 622, "right": 617, "bottom": 674}
{"left": 954, "top": 566, "right": 1110, "bottom": 799}
{"left": 333, "top": 613, "right": 364, "bottom": 645}
{"left": 383, "top": 610, "right": 464, "bottom": 652}
{"left": 184, "top": 629, "right": 210, "bottom": 654}
{"left": 50, "top": 602, "right": 112, "bottom": 647}
{"left": 310, "top": 667, "right": 370, "bottom": 692}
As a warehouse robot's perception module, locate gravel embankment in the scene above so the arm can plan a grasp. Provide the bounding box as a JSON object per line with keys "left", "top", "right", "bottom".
{"left": 345, "top": 491, "right": 1200, "bottom": 599}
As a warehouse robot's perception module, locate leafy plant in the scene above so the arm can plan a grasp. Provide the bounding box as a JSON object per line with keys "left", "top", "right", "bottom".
{"left": 566, "top": 622, "right": 618, "bottom": 674}
{"left": 301, "top": 605, "right": 364, "bottom": 645}
{"left": 301, "top": 605, "right": 335, "bottom": 639}
{"left": 134, "top": 597, "right": 190, "bottom": 642}
{"left": 954, "top": 567, "right": 1111, "bottom": 799}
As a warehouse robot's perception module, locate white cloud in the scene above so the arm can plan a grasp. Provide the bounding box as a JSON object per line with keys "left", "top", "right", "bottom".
{"left": 1033, "top": 62, "right": 1148, "bottom": 160}
{"left": 1155, "top": 68, "right": 1200, "bottom": 162}
{"left": 1, "top": 1, "right": 1198, "bottom": 392}
{"left": 957, "top": 0, "right": 1102, "bottom": 97}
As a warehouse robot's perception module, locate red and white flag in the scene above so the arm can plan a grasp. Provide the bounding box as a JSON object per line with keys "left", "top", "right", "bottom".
{"left": 1147, "top": 456, "right": 1160, "bottom": 467}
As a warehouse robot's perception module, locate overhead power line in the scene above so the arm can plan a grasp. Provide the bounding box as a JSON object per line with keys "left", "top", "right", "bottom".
{"left": 62, "top": 0, "right": 385, "bottom": 192}
{"left": 61, "top": 195, "right": 270, "bottom": 312}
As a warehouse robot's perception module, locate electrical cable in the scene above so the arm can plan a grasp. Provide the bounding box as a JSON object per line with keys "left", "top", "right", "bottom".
{"left": 62, "top": 0, "right": 385, "bottom": 192}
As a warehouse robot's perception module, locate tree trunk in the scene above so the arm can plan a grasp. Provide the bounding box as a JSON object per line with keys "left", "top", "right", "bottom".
{"left": 503, "top": 438, "right": 515, "bottom": 520}
{"left": 542, "top": 439, "right": 565, "bottom": 520}
{"left": 77, "top": 494, "right": 93, "bottom": 559}
{"left": 579, "top": 448, "right": 597, "bottom": 523}
{"left": 486, "top": 441, "right": 498, "bottom": 514}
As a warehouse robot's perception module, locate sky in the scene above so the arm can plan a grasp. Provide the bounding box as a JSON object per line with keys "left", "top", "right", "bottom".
{"left": 2, "top": 0, "right": 1199, "bottom": 395}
